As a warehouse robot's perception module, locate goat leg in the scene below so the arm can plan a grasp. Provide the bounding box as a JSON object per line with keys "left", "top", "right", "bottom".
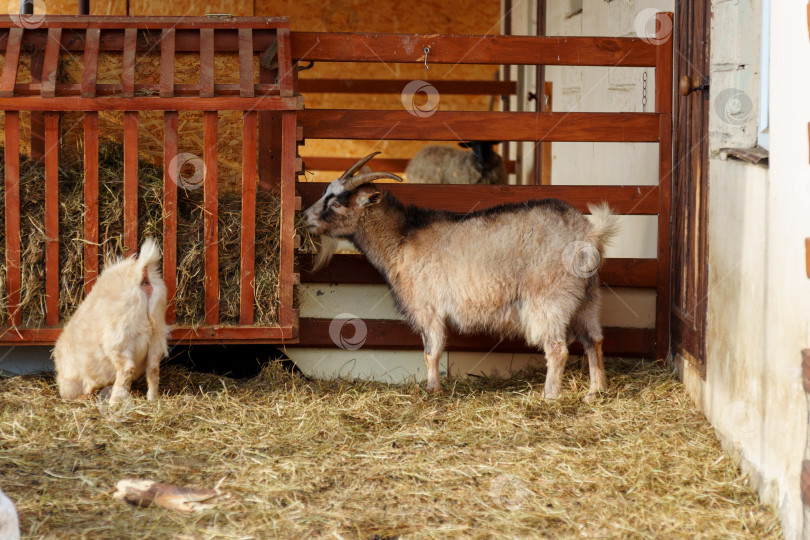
{"left": 542, "top": 340, "right": 569, "bottom": 400}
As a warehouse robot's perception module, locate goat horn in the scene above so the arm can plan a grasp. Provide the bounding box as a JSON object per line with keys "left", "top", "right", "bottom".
{"left": 340, "top": 152, "right": 382, "bottom": 180}
{"left": 343, "top": 172, "right": 404, "bottom": 191}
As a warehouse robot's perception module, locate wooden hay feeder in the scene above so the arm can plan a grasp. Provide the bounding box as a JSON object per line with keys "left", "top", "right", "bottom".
{"left": 0, "top": 16, "right": 302, "bottom": 345}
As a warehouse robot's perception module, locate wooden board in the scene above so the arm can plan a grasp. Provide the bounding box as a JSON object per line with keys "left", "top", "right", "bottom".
{"left": 203, "top": 111, "right": 219, "bottom": 325}
{"left": 0, "top": 95, "right": 303, "bottom": 111}
{"left": 291, "top": 33, "right": 658, "bottom": 67}
{"left": 299, "top": 110, "right": 660, "bottom": 143}
{"left": 295, "top": 319, "right": 655, "bottom": 356}
{"left": 299, "top": 254, "right": 657, "bottom": 289}
{"left": 296, "top": 182, "right": 660, "bottom": 215}
{"left": 3, "top": 112, "right": 21, "bottom": 326}
{"left": 297, "top": 79, "right": 516, "bottom": 95}
{"left": 0, "top": 16, "right": 290, "bottom": 29}
{"left": 44, "top": 112, "right": 60, "bottom": 326}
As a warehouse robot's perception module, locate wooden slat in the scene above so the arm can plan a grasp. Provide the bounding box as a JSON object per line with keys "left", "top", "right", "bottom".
{"left": 6, "top": 83, "right": 282, "bottom": 97}
{"left": 258, "top": 46, "right": 275, "bottom": 191}
{"left": 159, "top": 28, "right": 175, "bottom": 98}
{"left": 655, "top": 12, "right": 674, "bottom": 361}
{"left": 291, "top": 33, "right": 658, "bottom": 67}
{"left": 200, "top": 28, "right": 215, "bottom": 98}
{"left": 123, "top": 111, "right": 138, "bottom": 256}
{"left": 278, "top": 111, "right": 298, "bottom": 327}
{"left": 297, "top": 182, "right": 660, "bottom": 215}
{"left": 295, "top": 319, "right": 655, "bottom": 356}
{"left": 238, "top": 28, "right": 254, "bottom": 98}
{"left": 297, "top": 78, "right": 517, "bottom": 95}
{"left": 122, "top": 27, "right": 136, "bottom": 98}
{"left": 0, "top": 325, "right": 297, "bottom": 345}
{"left": 304, "top": 156, "right": 517, "bottom": 175}
{"left": 276, "top": 27, "right": 294, "bottom": 96}
{"left": 299, "top": 110, "right": 661, "bottom": 142}
{"left": 4, "top": 112, "right": 21, "bottom": 326}
{"left": 240, "top": 111, "right": 258, "bottom": 324}
{"left": 0, "top": 95, "right": 303, "bottom": 111}
{"left": 163, "top": 111, "right": 178, "bottom": 324}
{"left": 0, "top": 16, "right": 290, "bottom": 30}
{"left": 41, "top": 28, "right": 62, "bottom": 98}
{"left": 44, "top": 112, "right": 59, "bottom": 325}
{"left": 300, "top": 254, "right": 657, "bottom": 288}
{"left": 83, "top": 112, "right": 99, "bottom": 295}
{"left": 0, "top": 27, "right": 23, "bottom": 97}
{"left": 203, "top": 111, "right": 219, "bottom": 325}
{"left": 81, "top": 28, "right": 101, "bottom": 97}
{"left": 3, "top": 27, "right": 281, "bottom": 53}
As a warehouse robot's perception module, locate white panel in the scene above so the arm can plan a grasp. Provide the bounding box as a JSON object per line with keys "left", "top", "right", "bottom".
{"left": 600, "top": 287, "right": 656, "bottom": 329}
{"left": 449, "top": 351, "right": 545, "bottom": 378}
{"left": 299, "top": 284, "right": 401, "bottom": 320}
{"left": 288, "top": 348, "right": 447, "bottom": 385}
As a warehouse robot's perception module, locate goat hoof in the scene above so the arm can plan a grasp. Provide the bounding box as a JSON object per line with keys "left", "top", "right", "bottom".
{"left": 583, "top": 391, "right": 601, "bottom": 404}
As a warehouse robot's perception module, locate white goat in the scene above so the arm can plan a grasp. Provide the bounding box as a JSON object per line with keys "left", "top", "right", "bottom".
{"left": 0, "top": 486, "right": 20, "bottom": 540}
{"left": 406, "top": 142, "right": 507, "bottom": 185}
{"left": 305, "top": 153, "right": 619, "bottom": 401}
{"left": 54, "top": 238, "right": 169, "bottom": 404}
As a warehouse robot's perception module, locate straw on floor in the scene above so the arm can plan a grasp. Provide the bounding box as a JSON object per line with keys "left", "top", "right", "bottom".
{"left": 0, "top": 358, "right": 781, "bottom": 538}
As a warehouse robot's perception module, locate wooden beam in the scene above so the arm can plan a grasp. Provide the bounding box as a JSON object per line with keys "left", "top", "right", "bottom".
{"left": 3, "top": 112, "right": 21, "bottom": 327}
{"left": 40, "top": 28, "right": 62, "bottom": 98}
{"left": 0, "top": 325, "right": 297, "bottom": 345}
{"left": 278, "top": 110, "right": 298, "bottom": 328}
{"left": 44, "top": 112, "right": 60, "bottom": 326}
{"left": 296, "top": 182, "right": 660, "bottom": 215}
{"left": 238, "top": 28, "right": 254, "bottom": 98}
{"left": 83, "top": 112, "right": 100, "bottom": 295}
{"left": 654, "top": 12, "right": 674, "bottom": 362}
{"left": 240, "top": 111, "right": 258, "bottom": 324}
{"left": 0, "top": 27, "right": 23, "bottom": 97}
{"left": 199, "top": 28, "right": 215, "bottom": 98}
{"left": 299, "top": 110, "right": 661, "bottom": 142}
{"left": 302, "top": 156, "right": 517, "bottom": 175}
{"left": 163, "top": 112, "right": 179, "bottom": 325}
{"left": 291, "top": 33, "right": 658, "bottom": 67}
{"left": 159, "top": 28, "right": 175, "bottom": 98}
{"left": 11, "top": 83, "right": 282, "bottom": 97}
{"left": 81, "top": 28, "right": 101, "bottom": 97}
{"left": 295, "top": 319, "right": 655, "bottom": 356}
{"left": 203, "top": 112, "right": 219, "bottom": 325}
{"left": 121, "top": 28, "right": 136, "bottom": 97}
{"left": 0, "top": 95, "right": 303, "bottom": 111}
{"left": 123, "top": 111, "right": 138, "bottom": 257}
{"left": 299, "top": 254, "right": 657, "bottom": 288}
{"left": 297, "top": 79, "right": 517, "bottom": 95}
{"left": 0, "top": 16, "right": 290, "bottom": 29}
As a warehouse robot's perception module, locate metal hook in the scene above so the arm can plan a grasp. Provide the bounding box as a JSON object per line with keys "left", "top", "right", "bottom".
{"left": 423, "top": 46, "right": 430, "bottom": 70}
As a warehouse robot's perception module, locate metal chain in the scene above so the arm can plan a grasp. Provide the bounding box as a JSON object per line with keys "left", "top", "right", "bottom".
{"left": 642, "top": 70, "right": 648, "bottom": 112}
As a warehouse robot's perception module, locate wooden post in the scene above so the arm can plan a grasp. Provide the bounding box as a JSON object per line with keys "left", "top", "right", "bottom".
{"left": 83, "top": 28, "right": 101, "bottom": 294}
{"left": 654, "top": 12, "right": 674, "bottom": 362}
{"left": 161, "top": 28, "right": 178, "bottom": 325}
{"left": 4, "top": 112, "right": 21, "bottom": 327}
{"left": 44, "top": 112, "right": 60, "bottom": 325}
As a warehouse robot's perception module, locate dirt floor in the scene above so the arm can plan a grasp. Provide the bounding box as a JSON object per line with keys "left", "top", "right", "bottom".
{"left": 0, "top": 358, "right": 782, "bottom": 539}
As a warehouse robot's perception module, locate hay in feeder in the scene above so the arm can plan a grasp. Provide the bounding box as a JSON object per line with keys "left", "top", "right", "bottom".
{"left": 0, "top": 358, "right": 782, "bottom": 537}
{"left": 0, "top": 142, "right": 284, "bottom": 329}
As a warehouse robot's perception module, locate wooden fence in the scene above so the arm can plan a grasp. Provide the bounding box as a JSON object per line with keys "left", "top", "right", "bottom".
{"left": 292, "top": 13, "right": 673, "bottom": 359}
{"left": 0, "top": 16, "right": 300, "bottom": 344}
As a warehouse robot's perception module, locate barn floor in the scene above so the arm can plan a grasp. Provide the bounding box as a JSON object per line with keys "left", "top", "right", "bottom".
{"left": 0, "top": 358, "right": 781, "bottom": 538}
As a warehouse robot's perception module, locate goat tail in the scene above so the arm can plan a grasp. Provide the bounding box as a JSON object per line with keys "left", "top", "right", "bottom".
{"left": 585, "top": 202, "right": 620, "bottom": 255}
{"left": 137, "top": 237, "right": 162, "bottom": 271}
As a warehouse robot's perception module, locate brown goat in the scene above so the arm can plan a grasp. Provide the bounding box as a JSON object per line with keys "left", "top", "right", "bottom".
{"left": 304, "top": 153, "right": 618, "bottom": 401}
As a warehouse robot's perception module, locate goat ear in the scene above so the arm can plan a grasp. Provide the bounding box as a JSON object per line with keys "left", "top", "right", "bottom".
{"left": 359, "top": 166, "right": 372, "bottom": 174}
{"left": 356, "top": 189, "right": 382, "bottom": 208}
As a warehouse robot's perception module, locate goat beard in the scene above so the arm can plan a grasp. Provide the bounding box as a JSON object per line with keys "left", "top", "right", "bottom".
{"left": 312, "top": 235, "right": 338, "bottom": 272}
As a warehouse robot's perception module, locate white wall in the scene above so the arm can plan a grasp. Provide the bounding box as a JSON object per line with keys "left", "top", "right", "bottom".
{"left": 678, "top": 1, "right": 810, "bottom": 538}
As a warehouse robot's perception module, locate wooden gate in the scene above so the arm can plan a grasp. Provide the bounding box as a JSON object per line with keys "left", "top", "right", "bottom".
{"left": 0, "top": 16, "right": 300, "bottom": 344}
{"left": 672, "top": 0, "right": 711, "bottom": 369}
{"left": 291, "top": 14, "right": 674, "bottom": 360}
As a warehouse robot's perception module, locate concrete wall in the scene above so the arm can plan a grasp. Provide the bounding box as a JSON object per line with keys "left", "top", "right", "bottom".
{"left": 678, "top": 1, "right": 810, "bottom": 538}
